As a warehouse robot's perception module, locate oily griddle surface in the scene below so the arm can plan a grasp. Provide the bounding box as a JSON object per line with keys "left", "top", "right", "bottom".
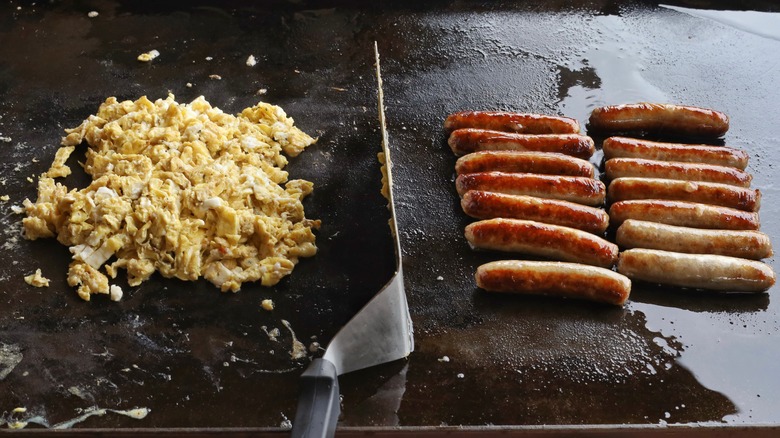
{"left": 1, "top": 0, "right": 780, "bottom": 431}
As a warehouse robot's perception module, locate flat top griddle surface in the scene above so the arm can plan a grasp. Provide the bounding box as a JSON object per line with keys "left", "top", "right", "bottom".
{"left": 1, "top": 0, "right": 779, "bottom": 431}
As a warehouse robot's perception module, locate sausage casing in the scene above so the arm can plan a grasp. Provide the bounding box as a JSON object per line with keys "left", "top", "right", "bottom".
{"left": 448, "top": 128, "right": 595, "bottom": 159}
{"left": 456, "top": 172, "right": 606, "bottom": 206}
{"left": 617, "top": 248, "right": 775, "bottom": 292}
{"left": 605, "top": 158, "right": 752, "bottom": 187}
{"left": 607, "top": 177, "right": 761, "bottom": 212}
{"left": 445, "top": 111, "right": 580, "bottom": 134}
{"left": 588, "top": 103, "right": 729, "bottom": 138}
{"left": 609, "top": 200, "right": 760, "bottom": 230}
{"left": 462, "top": 190, "right": 610, "bottom": 234}
{"left": 476, "top": 260, "right": 631, "bottom": 305}
{"left": 602, "top": 136, "right": 748, "bottom": 169}
{"left": 465, "top": 218, "right": 618, "bottom": 268}
{"left": 455, "top": 151, "right": 596, "bottom": 178}
{"left": 616, "top": 219, "right": 773, "bottom": 260}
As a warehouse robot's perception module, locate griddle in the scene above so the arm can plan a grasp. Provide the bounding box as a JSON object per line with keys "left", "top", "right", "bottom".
{"left": 1, "top": 0, "right": 780, "bottom": 435}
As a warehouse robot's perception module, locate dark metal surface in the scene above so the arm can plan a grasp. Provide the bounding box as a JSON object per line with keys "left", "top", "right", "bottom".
{"left": 1, "top": 0, "right": 780, "bottom": 433}
{"left": 0, "top": 0, "right": 397, "bottom": 429}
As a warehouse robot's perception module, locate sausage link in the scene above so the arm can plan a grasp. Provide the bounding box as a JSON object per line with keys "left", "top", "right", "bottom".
{"left": 455, "top": 151, "right": 596, "bottom": 178}
{"left": 603, "top": 136, "right": 748, "bottom": 169}
{"left": 462, "top": 190, "right": 609, "bottom": 234}
{"left": 607, "top": 177, "right": 761, "bottom": 212}
{"left": 476, "top": 260, "right": 631, "bottom": 305}
{"left": 588, "top": 103, "right": 729, "bottom": 138}
{"left": 617, "top": 248, "right": 775, "bottom": 292}
{"left": 445, "top": 111, "right": 580, "bottom": 134}
{"left": 448, "top": 128, "right": 595, "bottom": 159}
{"left": 616, "top": 219, "right": 773, "bottom": 260}
{"left": 466, "top": 218, "right": 618, "bottom": 268}
{"left": 605, "top": 158, "right": 752, "bottom": 187}
{"left": 609, "top": 200, "right": 760, "bottom": 230}
{"left": 456, "top": 172, "right": 606, "bottom": 206}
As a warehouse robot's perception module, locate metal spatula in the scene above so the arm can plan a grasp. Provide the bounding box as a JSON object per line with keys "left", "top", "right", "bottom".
{"left": 290, "top": 42, "right": 414, "bottom": 438}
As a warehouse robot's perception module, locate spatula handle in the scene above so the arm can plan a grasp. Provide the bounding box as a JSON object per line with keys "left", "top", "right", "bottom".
{"left": 291, "top": 358, "right": 340, "bottom": 438}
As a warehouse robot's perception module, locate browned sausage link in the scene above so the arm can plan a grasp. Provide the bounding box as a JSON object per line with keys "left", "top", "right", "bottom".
{"left": 476, "top": 260, "right": 631, "bottom": 305}
{"left": 444, "top": 111, "right": 580, "bottom": 134}
{"left": 448, "top": 128, "right": 595, "bottom": 159}
{"left": 588, "top": 103, "right": 729, "bottom": 138}
{"left": 616, "top": 219, "right": 773, "bottom": 260}
{"left": 617, "top": 249, "right": 775, "bottom": 292}
{"left": 455, "top": 151, "right": 596, "bottom": 178}
{"left": 605, "top": 158, "right": 752, "bottom": 187}
{"left": 609, "top": 200, "right": 760, "bottom": 230}
{"left": 462, "top": 190, "right": 610, "bottom": 234}
{"left": 456, "top": 172, "right": 606, "bottom": 206}
{"left": 607, "top": 177, "right": 761, "bottom": 212}
{"left": 465, "top": 218, "right": 618, "bottom": 268}
{"left": 603, "top": 136, "right": 748, "bottom": 169}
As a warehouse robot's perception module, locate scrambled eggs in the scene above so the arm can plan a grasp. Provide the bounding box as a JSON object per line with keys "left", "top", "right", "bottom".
{"left": 23, "top": 94, "right": 319, "bottom": 301}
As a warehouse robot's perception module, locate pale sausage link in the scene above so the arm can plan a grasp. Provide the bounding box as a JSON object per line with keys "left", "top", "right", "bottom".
{"left": 616, "top": 219, "right": 773, "bottom": 260}
{"left": 617, "top": 248, "right": 775, "bottom": 292}
{"left": 609, "top": 200, "right": 760, "bottom": 230}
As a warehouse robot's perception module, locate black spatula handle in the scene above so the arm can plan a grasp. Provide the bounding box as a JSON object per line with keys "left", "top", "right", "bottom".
{"left": 291, "top": 358, "right": 340, "bottom": 438}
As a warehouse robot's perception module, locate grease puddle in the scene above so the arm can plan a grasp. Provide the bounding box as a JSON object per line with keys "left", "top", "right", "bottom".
{"left": 558, "top": 13, "right": 668, "bottom": 125}
{"left": 633, "top": 300, "right": 780, "bottom": 423}
{"left": 660, "top": 5, "right": 780, "bottom": 42}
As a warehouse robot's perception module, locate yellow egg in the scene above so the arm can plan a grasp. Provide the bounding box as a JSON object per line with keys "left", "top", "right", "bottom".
{"left": 23, "top": 95, "right": 319, "bottom": 300}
